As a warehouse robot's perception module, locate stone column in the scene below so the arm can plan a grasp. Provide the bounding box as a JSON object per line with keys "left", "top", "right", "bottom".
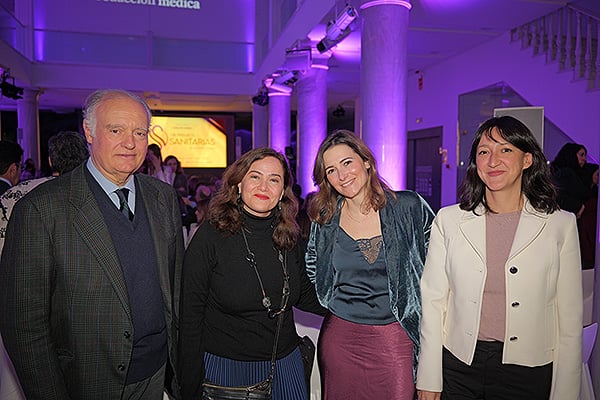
{"left": 268, "top": 91, "right": 292, "bottom": 154}
{"left": 359, "top": 0, "right": 411, "bottom": 189}
{"left": 17, "top": 88, "right": 41, "bottom": 169}
{"left": 296, "top": 63, "right": 328, "bottom": 195}
{"left": 252, "top": 101, "right": 269, "bottom": 149}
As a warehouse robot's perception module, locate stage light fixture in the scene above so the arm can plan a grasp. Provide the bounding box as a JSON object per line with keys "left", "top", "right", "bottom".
{"left": 0, "top": 70, "right": 24, "bottom": 100}
{"left": 252, "top": 86, "right": 269, "bottom": 106}
{"left": 263, "top": 70, "right": 299, "bottom": 95}
{"left": 316, "top": 4, "right": 358, "bottom": 53}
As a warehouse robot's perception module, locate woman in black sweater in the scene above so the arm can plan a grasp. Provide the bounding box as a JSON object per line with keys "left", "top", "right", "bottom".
{"left": 550, "top": 142, "right": 587, "bottom": 217}
{"left": 178, "top": 147, "right": 326, "bottom": 400}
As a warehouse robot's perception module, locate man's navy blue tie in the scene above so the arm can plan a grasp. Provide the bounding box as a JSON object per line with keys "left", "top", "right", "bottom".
{"left": 115, "top": 188, "right": 134, "bottom": 221}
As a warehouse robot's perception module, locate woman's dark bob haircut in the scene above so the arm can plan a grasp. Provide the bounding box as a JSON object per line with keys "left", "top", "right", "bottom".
{"left": 459, "top": 115, "right": 558, "bottom": 214}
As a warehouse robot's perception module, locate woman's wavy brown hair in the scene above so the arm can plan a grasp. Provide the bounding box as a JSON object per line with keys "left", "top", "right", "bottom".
{"left": 308, "top": 130, "right": 394, "bottom": 224}
{"left": 208, "top": 147, "right": 299, "bottom": 250}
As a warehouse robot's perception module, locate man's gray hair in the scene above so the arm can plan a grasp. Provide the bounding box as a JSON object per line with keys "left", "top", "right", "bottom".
{"left": 82, "top": 89, "right": 152, "bottom": 137}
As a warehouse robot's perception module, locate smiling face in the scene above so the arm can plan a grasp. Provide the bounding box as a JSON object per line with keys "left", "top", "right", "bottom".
{"left": 237, "top": 156, "right": 285, "bottom": 217}
{"left": 476, "top": 127, "right": 533, "bottom": 197}
{"left": 323, "top": 144, "right": 370, "bottom": 202}
{"left": 84, "top": 95, "right": 149, "bottom": 186}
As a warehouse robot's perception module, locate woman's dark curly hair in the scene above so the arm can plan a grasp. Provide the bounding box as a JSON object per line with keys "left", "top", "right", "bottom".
{"left": 208, "top": 147, "right": 299, "bottom": 250}
{"left": 459, "top": 116, "right": 558, "bottom": 214}
{"left": 308, "top": 130, "right": 394, "bottom": 224}
{"left": 550, "top": 142, "right": 586, "bottom": 173}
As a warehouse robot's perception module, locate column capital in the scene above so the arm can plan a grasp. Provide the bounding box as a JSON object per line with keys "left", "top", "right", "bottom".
{"left": 17, "top": 87, "right": 41, "bottom": 103}
{"left": 310, "top": 50, "right": 331, "bottom": 70}
{"left": 267, "top": 91, "right": 292, "bottom": 97}
{"left": 360, "top": 0, "right": 411, "bottom": 10}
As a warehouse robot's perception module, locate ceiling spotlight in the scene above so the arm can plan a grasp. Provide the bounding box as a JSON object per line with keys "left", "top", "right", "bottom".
{"left": 0, "top": 69, "right": 24, "bottom": 100}
{"left": 252, "top": 88, "right": 269, "bottom": 106}
{"left": 316, "top": 5, "right": 358, "bottom": 53}
{"left": 263, "top": 70, "right": 299, "bottom": 94}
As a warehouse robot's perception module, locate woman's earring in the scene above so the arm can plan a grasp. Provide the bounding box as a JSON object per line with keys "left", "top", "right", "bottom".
{"left": 278, "top": 200, "right": 282, "bottom": 211}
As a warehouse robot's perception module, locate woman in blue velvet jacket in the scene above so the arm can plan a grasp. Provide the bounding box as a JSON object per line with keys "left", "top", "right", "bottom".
{"left": 305, "top": 130, "right": 435, "bottom": 400}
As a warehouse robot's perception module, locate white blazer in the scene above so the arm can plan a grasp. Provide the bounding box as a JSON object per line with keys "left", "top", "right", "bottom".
{"left": 416, "top": 199, "right": 583, "bottom": 399}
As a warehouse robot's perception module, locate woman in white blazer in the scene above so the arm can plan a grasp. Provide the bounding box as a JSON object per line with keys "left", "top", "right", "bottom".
{"left": 417, "top": 116, "right": 582, "bottom": 400}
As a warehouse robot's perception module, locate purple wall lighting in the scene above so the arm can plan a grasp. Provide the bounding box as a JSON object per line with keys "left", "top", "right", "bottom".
{"left": 34, "top": 31, "right": 45, "bottom": 62}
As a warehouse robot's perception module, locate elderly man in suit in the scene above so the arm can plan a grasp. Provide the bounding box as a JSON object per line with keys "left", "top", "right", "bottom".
{"left": 0, "top": 89, "right": 184, "bottom": 400}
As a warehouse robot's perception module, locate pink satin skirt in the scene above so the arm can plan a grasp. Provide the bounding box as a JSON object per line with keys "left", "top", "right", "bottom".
{"left": 318, "top": 313, "right": 415, "bottom": 400}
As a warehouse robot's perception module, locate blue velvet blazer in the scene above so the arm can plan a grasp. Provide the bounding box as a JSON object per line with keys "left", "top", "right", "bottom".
{"left": 305, "top": 190, "right": 435, "bottom": 366}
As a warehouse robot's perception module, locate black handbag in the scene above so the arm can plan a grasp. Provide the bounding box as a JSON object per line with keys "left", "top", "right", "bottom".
{"left": 201, "top": 230, "right": 289, "bottom": 400}
{"left": 298, "top": 335, "right": 315, "bottom": 392}
{"left": 201, "top": 379, "right": 272, "bottom": 400}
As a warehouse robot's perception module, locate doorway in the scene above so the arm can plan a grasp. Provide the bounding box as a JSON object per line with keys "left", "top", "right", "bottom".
{"left": 407, "top": 126, "right": 442, "bottom": 212}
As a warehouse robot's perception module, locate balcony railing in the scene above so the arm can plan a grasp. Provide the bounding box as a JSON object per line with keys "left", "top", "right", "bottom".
{"left": 510, "top": 5, "right": 599, "bottom": 91}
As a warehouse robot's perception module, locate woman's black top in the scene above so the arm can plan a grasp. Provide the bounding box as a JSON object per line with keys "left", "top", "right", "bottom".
{"left": 178, "top": 209, "right": 325, "bottom": 399}
{"left": 553, "top": 166, "right": 587, "bottom": 214}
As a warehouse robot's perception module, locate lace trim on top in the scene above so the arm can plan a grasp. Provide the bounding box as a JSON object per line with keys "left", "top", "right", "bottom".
{"left": 356, "top": 235, "right": 383, "bottom": 264}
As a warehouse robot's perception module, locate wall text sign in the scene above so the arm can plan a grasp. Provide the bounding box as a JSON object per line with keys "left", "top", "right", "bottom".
{"left": 96, "top": 0, "right": 201, "bottom": 10}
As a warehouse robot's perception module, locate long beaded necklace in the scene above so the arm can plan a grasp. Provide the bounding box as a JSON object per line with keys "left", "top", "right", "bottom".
{"left": 240, "top": 228, "right": 290, "bottom": 319}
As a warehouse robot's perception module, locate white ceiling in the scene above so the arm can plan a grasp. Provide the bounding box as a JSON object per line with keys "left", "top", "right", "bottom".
{"left": 0, "top": 0, "right": 598, "bottom": 114}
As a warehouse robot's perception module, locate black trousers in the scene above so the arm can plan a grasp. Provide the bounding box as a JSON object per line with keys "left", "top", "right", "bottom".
{"left": 122, "top": 363, "right": 166, "bottom": 400}
{"left": 442, "top": 341, "right": 552, "bottom": 400}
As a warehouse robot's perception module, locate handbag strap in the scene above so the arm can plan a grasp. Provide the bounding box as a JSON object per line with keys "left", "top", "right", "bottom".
{"left": 268, "top": 311, "right": 284, "bottom": 383}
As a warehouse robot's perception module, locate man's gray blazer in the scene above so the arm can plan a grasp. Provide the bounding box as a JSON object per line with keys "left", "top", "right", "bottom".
{"left": 0, "top": 162, "right": 184, "bottom": 399}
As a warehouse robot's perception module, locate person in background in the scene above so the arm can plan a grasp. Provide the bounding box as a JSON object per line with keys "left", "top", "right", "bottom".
{"left": 184, "top": 185, "right": 213, "bottom": 244}
{"left": 417, "top": 116, "right": 582, "bottom": 400}
{"left": 204, "top": 174, "right": 221, "bottom": 193}
{"left": 164, "top": 154, "right": 194, "bottom": 231}
{"left": 0, "top": 89, "right": 184, "bottom": 399}
{"left": 178, "top": 147, "right": 326, "bottom": 400}
{"left": 296, "top": 191, "right": 316, "bottom": 251}
{"left": 143, "top": 143, "right": 174, "bottom": 184}
{"left": 0, "top": 140, "right": 23, "bottom": 196}
{"left": 165, "top": 155, "right": 189, "bottom": 197}
{"left": 550, "top": 142, "right": 587, "bottom": 218}
{"left": 187, "top": 174, "right": 201, "bottom": 198}
{"left": 20, "top": 158, "right": 37, "bottom": 181}
{"left": 579, "top": 162, "right": 598, "bottom": 269}
{"left": 0, "top": 130, "right": 90, "bottom": 400}
{"left": 0, "top": 131, "right": 90, "bottom": 254}
{"left": 292, "top": 183, "right": 304, "bottom": 209}
{"left": 192, "top": 184, "right": 212, "bottom": 223}
{"left": 305, "top": 130, "right": 435, "bottom": 400}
